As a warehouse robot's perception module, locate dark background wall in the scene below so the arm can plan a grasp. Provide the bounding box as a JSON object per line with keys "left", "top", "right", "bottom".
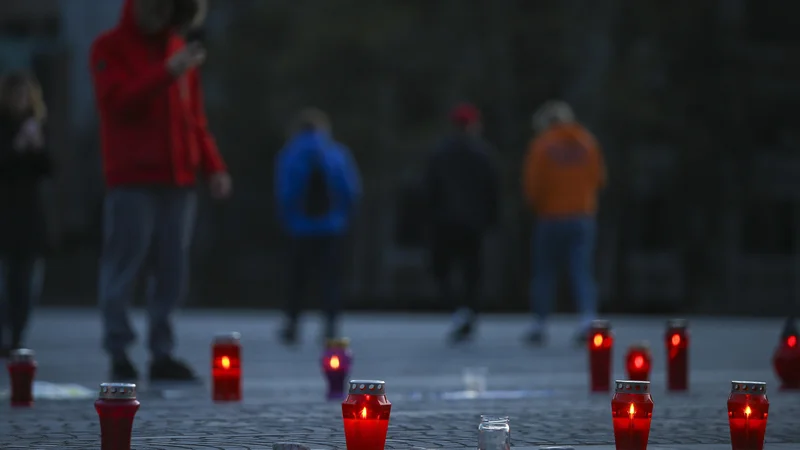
{"left": 3, "top": 0, "right": 800, "bottom": 315}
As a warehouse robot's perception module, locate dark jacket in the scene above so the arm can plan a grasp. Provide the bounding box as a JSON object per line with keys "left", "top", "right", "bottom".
{"left": 89, "top": 0, "right": 226, "bottom": 188}
{"left": 0, "top": 114, "right": 52, "bottom": 255}
{"left": 275, "top": 130, "right": 361, "bottom": 237}
{"left": 423, "top": 133, "right": 500, "bottom": 234}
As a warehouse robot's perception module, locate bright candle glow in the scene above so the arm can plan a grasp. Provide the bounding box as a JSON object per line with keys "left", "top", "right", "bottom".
{"left": 629, "top": 403, "right": 635, "bottom": 417}
{"left": 745, "top": 405, "right": 751, "bottom": 417}
{"left": 788, "top": 336, "right": 797, "bottom": 348}
{"left": 633, "top": 355, "right": 644, "bottom": 369}
{"left": 671, "top": 334, "right": 681, "bottom": 346}
{"left": 360, "top": 406, "right": 367, "bottom": 419}
{"left": 221, "top": 356, "right": 230, "bottom": 369}
{"left": 330, "top": 355, "right": 340, "bottom": 369}
{"left": 593, "top": 334, "right": 604, "bottom": 347}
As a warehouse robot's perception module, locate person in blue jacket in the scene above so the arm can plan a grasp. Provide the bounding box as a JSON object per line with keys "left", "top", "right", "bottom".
{"left": 274, "top": 108, "right": 361, "bottom": 344}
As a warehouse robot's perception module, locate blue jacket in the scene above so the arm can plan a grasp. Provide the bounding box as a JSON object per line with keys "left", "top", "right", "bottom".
{"left": 275, "top": 130, "right": 361, "bottom": 236}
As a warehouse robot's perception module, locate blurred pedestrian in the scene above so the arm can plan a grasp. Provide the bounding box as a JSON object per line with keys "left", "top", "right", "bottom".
{"left": 522, "top": 100, "right": 606, "bottom": 345}
{"left": 0, "top": 72, "right": 51, "bottom": 357}
{"left": 275, "top": 108, "right": 361, "bottom": 345}
{"left": 90, "top": 0, "right": 231, "bottom": 382}
{"left": 423, "top": 103, "right": 500, "bottom": 343}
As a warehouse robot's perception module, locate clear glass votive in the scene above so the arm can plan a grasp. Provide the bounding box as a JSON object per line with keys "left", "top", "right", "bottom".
{"left": 478, "top": 415, "right": 510, "bottom": 450}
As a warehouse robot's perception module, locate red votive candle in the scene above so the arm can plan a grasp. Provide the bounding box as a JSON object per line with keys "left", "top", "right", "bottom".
{"left": 772, "top": 318, "right": 800, "bottom": 390}
{"left": 94, "top": 382, "right": 140, "bottom": 450}
{"left": 625, "top": 342, "right": 652, "bottom": 382}
{"left": 728, "top": 381, "right": 769, "bottom": 450}
{"left": 212, "top": 332, "right": 242, "bottom": 402}
{"left": 611, "top": 380, "right": 654, "bottom": 450}
{"left": 342, "top": 379, "right": 391, "bottom": 450}
{"left": 665, "top": 319, "right": 689, "bottom": 391}
{"left": 588, "top": 320, "right": 614, "bottom": 392}
{"left": 7, "top": 348, "right": 37, "bottom": 407}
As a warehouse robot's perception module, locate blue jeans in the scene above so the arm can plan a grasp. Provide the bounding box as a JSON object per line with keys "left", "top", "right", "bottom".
{"left": 530, "top": 216, "right": 597, "bottom": 328}
{"left": 98, "top": 187, "right": 196, "bottom": 359}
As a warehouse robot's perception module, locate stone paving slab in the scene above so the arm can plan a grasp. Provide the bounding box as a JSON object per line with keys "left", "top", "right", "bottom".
{"left": 0, "top": 309, "right": 799, "bottom": 449}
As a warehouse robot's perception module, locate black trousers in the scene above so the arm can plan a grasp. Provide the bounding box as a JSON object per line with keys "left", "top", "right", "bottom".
{"left": 0, "top": 254, "right": 41, "bottom": 349}
{"left": 284, "top": 235, "right": 344, "bottom": 329}
{"left": 430, "top": 225, "right": 484, "bottom": 313}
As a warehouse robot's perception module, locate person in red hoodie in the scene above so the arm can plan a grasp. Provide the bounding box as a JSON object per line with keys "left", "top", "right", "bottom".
{"left": 90, "top": 0, "right": 231, "bottom": 382}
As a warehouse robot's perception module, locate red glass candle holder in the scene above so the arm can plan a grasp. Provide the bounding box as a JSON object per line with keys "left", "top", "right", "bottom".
{"left": 7, "top": 348, "right": 37, "bottom": 407}
{"left": 727, "top": 381, "right": 769, "bottom": 450}
{"left": 212, "top": 332, "right": 242, "bottom": 402}
{"left": 322, "top": 338, "right": 353, "bottom": 400}
{"left": 611, "top": 380, "right": 654, "bottom": 450}
{"left": 772, "top": 318, "right": 800, "bottom": 390}
{"left": 342, "top": 380, "right": 391, "bottom": 450}
{"left": 95, "top": 382, "right": 140, "bottom": 450}
{"left": 665, "top": 319, "right": 689, "bottom": 391}
{"left": 625, "top": 342, "right": 652, "bottom": 382}
{"left": 588, "top": 320, "right": 614, "bottom": 392}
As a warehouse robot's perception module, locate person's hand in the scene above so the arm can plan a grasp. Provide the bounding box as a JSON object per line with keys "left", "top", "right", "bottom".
{"left": 209, "top": 172, "right": 232, "bottom": 200}
{"left": 13, "top": 118, "right": 44, "bottom": 152}
{"left": 166, "top": 42, "right": 206, "bottom": 77}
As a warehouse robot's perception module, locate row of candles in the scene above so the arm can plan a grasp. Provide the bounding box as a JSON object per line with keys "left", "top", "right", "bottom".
{"left": 5, "top": 317, "right": 799, "bottom": 450}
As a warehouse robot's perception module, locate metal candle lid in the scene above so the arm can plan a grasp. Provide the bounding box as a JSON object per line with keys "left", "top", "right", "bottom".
{"left": 213, "top": 332, "right": 242, "bottom": 343}
{"left": 628, "top": 341, "right": 651, "bottom": 352}
{"left": 99, "top": 382, "right": 137, "bottom": 400}
{"left": 348, "top": 380, "right": 386, "bottom": 395}
{"left": 666, "top": 318, "right": 688, "bottom": 330}
{"left": 731, "top": 381, "right": 767, "bottom": 395}
{"left": 9, "top": 348, "right": 35, "bottom": 363}
{"left": 615, "top": 380, "right": 650, "bottom": 394}
{"left": 590, "top": 319, "right": 611, "bottom": 331}
{"left": 326, "top": 337, "right": 351, "bottom": 349}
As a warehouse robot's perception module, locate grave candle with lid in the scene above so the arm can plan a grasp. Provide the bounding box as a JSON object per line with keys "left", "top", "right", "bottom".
{"left": 588, "top": 320, "right": 614, "bottom": 392}
{"left": 728, "top": 381, "right": 769, "bottom": 450}
{"left": 7, "top": 348, "right": 37, "bottom": 407}
{"left": 665, "top": 319, "right": 689, "bottom": 391}
{"left": 342, "top": 380, "right": 392, "bottom": 450}
{"left": 321, "top": 337, "right": 352, "bottom": 400}
{"left": 212, "top": 332, "right": 242, "bottom": 402}
{"left": 611, "top": 380, "right": 654, "bottom": 450}
{"left": 772, "top": 317, "right": 800, "bottom": 390}
{"left": 625, "top": 342, "right": 652, "bottom": 382}
{"left": 95, "top": 382, "right": 140, "bottom": 450}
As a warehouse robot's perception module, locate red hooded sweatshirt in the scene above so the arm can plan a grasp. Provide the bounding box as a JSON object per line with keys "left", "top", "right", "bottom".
{"left": 89, "top": 0, "right": 226, "bottom": 187}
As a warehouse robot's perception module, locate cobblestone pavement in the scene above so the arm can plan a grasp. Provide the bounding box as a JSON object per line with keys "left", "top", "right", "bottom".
{"left": 1, "top": 308, "right": 799, "bottom": 449}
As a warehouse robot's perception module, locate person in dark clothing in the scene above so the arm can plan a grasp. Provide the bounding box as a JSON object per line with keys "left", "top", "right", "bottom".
{"left": 274, "top": 108, "right": 361, "bottom": 344}
{"left": 423, "top": 103, "right": 500, "bottom": 343}
{"left": 0, "top": 71, "right": 52, "bottom": 357}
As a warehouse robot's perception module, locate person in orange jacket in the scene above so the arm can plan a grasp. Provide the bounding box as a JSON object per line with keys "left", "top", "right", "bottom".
{"left": 521, "top": 101, "right": 606, "bottom": 345}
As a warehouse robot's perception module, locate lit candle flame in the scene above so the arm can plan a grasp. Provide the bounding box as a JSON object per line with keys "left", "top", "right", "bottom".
{"left": 593, "top": 334, "right": 604, "bottom": 347}
{"left": 629, "top": 403, "right": 635, "bottom": 418}
{"left": 330, "top": 355, "right": 340, "bottom": 369}
{"left": 744, "top": 406, "right": 751, "bottom": 417}
{"left": 221, "top": 356, "right": 231, "bottom": 369}
{"left": 360, "top": 406, "right": 367, "bottom": 419}
{"left": 789, "top": 336, "right": 797, "bottom": 348}
{"left": 671, "top": 334, "right": 681, "bottom": 346}
{"left": 633, "top": 355, "right": 644, "bottom": 369}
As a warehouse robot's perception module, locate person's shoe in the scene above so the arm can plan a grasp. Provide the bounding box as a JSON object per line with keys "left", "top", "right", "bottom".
{"left": 522, "top": 329, "right": 547, "bottom": 346}
{"left": 278, "top": 324, "right": 298, "bottom": 346}
{"left": 447, "top": 320, "right": 474, "bottom": 344}
{"left": 110, "top": 356, "right": 139, "bottom": 382}
{"left": 149, "top": 357, "right": 198, "bottom": 382}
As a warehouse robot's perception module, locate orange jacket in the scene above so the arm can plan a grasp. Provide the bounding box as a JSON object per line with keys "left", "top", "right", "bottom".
{"left": 522, "top": 122, "right": 605, "bottom": 217}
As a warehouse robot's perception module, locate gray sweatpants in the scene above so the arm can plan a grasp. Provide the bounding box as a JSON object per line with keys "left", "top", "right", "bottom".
{"left": 98, "top": 186, "right": 196, "bottom": 360}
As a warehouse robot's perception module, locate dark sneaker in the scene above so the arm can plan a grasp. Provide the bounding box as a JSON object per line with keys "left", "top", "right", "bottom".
{"left": 523, "top": 329, "right": 546, "bottom": 346}
{"left": 447, "top": 321, "right": 474, "bottom": 344}
{"left": 149, "top": 357, "right": 198, "bottom": 382}
{"left": 110, "top": 356, "right": 139, "bottom": 382}
{"left": 278, "top": 324, "right": 298, "bottom": 346}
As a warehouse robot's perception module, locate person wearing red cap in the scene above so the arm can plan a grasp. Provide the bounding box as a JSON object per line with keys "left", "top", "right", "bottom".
{"left": 422, "top": 103, "right": 500, "bottom": 343}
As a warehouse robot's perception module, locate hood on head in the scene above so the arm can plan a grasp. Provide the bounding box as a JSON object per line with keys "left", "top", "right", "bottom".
{"left": 119, "top": 0, "right": 208, "bottom": 35}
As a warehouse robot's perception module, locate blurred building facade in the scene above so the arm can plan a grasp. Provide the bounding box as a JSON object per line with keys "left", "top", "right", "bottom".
{"left": 0, "top": 0, "right": 798, "bottom": 315}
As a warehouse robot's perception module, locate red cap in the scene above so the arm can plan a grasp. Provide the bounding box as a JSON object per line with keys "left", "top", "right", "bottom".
{"left": 450, "top": 103, "right": 481, "bottom": 126}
